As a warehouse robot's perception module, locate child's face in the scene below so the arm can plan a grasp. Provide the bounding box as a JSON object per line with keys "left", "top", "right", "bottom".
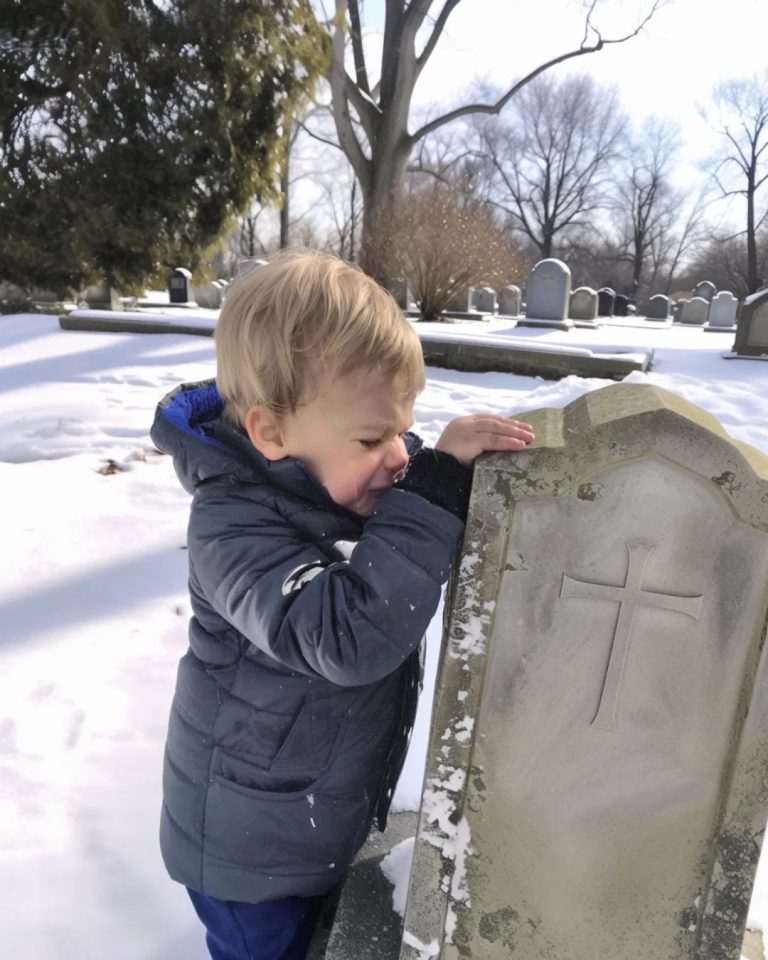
{"left": 278, "top": 368, "right": 415, "bottom": 517}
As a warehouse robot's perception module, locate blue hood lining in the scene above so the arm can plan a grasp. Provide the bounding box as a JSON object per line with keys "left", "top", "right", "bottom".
{"left": 161, "top": 381, "right": 226, "bottom": 447}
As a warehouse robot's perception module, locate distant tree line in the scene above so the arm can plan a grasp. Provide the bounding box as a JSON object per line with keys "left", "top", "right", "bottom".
{"left": 1, "top": 0, "right": 766, "bottom": 308}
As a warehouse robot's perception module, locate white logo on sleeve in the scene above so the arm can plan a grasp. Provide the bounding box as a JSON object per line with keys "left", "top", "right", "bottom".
{"left": 281, "top": 562, "right": 326, "bottom": 596}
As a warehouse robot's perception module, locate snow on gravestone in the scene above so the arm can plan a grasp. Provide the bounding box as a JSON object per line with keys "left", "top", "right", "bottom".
{"left": 400, "top": 382, "right": 768, "bottom": 960}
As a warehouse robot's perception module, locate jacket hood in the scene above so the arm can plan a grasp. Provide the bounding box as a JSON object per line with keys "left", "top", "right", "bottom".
{"left": 149, "top": 379, "right": 422, "bottom": 502}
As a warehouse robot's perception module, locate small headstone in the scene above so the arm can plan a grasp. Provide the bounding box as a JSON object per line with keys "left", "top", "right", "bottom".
{"left": 680, "top": 296, "right": 710, "bottom": 325}
{"left": 520, "top": 259, "right": 572, "bottom": 329}
{"left": 672, "top": 298, "right": 688, "bottom": 322}
{"left": 731, "top": 288, "right": 768, "bottom": 357}
{"left": 235, "top": 258, "right": 268, "bottom": 279}
{"left": 387, "top": 277, "right": 411, "bottom": 311}
{"left": 447, "top": 287, "right": 475, "bottom": 313}
{"left": 597, "top": 287, "right": 615, "bottom": 317}
{"left": 646, "top": 294, "right": 671, "bottom": 320}
{"left": 192, "top": 281, "right": 225, "bottom": 310}
{"left": 401, "top": 383, "right": 768, "bottom": 960}
{"left": 614, "top": 293, "right": 631, "bottom": 317}
{"left": 569, "top": 286, "right": 599, "bottom": 321}
{"left": 81, "top": 282, "right": 121, "bottom": 311}
{"left": 693, "top": 280, "right": 717, "bottom": 302}
{"left": 706, "top": 291, "right": 738, "bottom": 330}
{"left": 498, "top": 284, "right": 521, "bottom": 317}
{"left": 471, "top": 286, "right": 498, "bottom": 315}
{"left": 168, "top": 267, "right": 194, "bottom": 304}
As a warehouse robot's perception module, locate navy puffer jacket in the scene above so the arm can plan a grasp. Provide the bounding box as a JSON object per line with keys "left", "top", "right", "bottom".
{"left": 150, "top": 380, "right": 468, "bottom": 903}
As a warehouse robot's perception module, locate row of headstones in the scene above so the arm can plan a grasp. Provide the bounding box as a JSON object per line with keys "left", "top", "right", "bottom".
{"left": 427, "top": 262, "right": 740, "bottom": 328}
{"left": 165, "top": 258, "right": 269, "bottom": 307}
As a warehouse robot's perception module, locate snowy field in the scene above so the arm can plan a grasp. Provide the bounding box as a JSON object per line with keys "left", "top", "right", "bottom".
{"left": 1, "top": 311, "right": 767, "bottom": 959}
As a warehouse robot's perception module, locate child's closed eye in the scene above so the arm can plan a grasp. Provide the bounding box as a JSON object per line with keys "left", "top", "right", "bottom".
{"left": 359, "top": 439, "right": 382, "bottom": 449}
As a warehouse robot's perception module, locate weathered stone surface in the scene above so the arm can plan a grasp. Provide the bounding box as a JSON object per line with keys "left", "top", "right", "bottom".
{"left": 646, "top": 294, "right": 672, "bottom": 320}
{"left": 706, "top": 291, "right": 739, "bottom": 330}
{"left": 569, "top": 286, "right": 599, "bottom": 321}
{"left": 401, "top": 383, "right": 768, "bottom": 960}
{"left": 417, "top": 333, "right": 651, "bottom": 380}
{"left": 732, "top": 289, "right": 768, "bottom": 357}
{"left": 498, "top": 285, "right": 521, "bottom": 317}
{"left": 680, "top": 295, "right": 710, "bottom": 324}
{"left": 693, "top": 280, "right": 717, "bottom": 302}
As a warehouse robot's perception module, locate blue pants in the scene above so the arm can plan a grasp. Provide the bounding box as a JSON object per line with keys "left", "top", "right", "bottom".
{"left": 187, "top": 888, "right": 323, "bottom": 960}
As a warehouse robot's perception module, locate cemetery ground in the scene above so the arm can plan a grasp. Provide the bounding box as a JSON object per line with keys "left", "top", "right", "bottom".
{"left": 1, "top": 310, "right": 768, "bottom": 959}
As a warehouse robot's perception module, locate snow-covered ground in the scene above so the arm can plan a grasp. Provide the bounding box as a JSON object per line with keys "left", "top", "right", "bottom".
{"left": 1, "top": 311, "right": 766, "bottom": 959}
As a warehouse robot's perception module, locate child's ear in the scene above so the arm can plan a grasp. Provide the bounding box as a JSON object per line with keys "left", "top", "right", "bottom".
{"left": 244, "top": 406, "right": 285, "bottom": 461}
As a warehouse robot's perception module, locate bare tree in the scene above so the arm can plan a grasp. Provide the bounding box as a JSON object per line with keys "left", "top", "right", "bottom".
{"left": 473, "top": 73, "right": 626, "bottom": 259}
{"left": 704, "top": 70, "right": 768, "bottom": 293}
{"left": 322, "top": 0, "right": 662, "bottom": 272}
{"left": 613, "top": 117, "right": 683, "bottom": 297}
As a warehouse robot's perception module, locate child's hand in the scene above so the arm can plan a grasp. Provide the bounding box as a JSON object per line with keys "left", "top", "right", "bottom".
{"left": 435, "top": 414, "right": 535, "bottom": 465}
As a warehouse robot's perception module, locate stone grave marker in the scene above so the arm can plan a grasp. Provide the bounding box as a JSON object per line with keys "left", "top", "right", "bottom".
{"left": 519, "top": 259, "right": 572, "bottom": 329}
{"left": 680, "top": 295, "right": 710, "bottom": 325}
{"left": 193, "top": 281, "right": 225, "bottom": 310}
{"left": 706, "top": 291, "right": 739, "bottom": 330}
{"left": 471, "top": 286, "right": 498, "bottom": 315}
{"left": 388, "top": 277, "right": 411, "bottom": 311}
{"left": 569, "top": 286, "right": 599, "bottom": 321}
{"left": 400, "top": 382, "right": 768, "bottom": 960}
{"left": 81, "top": 282, "right": 121, "bottom": 310}
{"left": 597, "top": 287, "right": 615, "bottom": 317}
{"left": 447, "top": 288, "right": 475, "bottom": 313}
{"left": 614, "top": 293, "right": 631, "bottom": 316}
{"left": 235, "top": 258, "right": 268, "bottom": 279}
{"left": 672, "top": 298, "right": 688, "bottom": 322}
{"left": 498, "top": 285, "right": 521, "bottom": 317}
{"left": 168, "top": 267, "right": 194, "bottom": 304}
{"left": 693, "top": 280, "right": 717, "bottom": 302}
{"left": 646, "top": 294, "right": 671, "bottom": 320}
{"left": 731, "top": 288, "right": 768, "bottom": 357}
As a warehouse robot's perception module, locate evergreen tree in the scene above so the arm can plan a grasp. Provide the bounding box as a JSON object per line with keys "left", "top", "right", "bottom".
{"left": 0, "top": 0, "right": 327, "bottom": 293}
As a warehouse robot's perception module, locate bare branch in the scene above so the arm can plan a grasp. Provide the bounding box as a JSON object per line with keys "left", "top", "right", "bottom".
{"left": 414, "top": 0, "right": 462, "bottom": 79}
{"left": 409, "top": 0, "right": 662, "bottom": 146}
{"left": 347, "top": 0, "right": 371, "bottom": 96}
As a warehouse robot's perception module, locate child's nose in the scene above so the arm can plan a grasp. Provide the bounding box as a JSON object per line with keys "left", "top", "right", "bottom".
{"left": 385, "top": 436, "right": 409, "bottom": 474}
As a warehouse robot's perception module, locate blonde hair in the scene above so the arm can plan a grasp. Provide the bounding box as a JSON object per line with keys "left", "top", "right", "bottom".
{"left": 215, "top": 250, "right": 425, "bottom": 423}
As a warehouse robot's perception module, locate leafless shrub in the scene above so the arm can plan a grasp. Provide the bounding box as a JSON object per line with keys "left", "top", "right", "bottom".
{"left": 369, "top": 184, "right": 525, "bottom": 320}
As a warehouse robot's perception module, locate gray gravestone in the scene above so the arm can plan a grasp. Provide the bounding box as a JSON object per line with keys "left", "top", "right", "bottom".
{"left": 193, "top": 281, "right": 225, "bottom": 310}
{"left": 388, "top": 277, "right": 411, "bottom": 311}
{"left": 646, "top": 294, "right": 671, "bottom": 320}
{"left": 498, "top": 285, "right": 521, "bottom": 317}
{"left": 447, "top": 288, "right": 475, "bottom": 313}
{"left": 706, "top": 291, "right": 738, "bottom": 330}
{"left": 401, "top": 382, "right": 768, "bottom": 960}
{"left": 672, "top": 298, "right": 688, "bottom": 322}
{"left": 521, "top": 259, "right": 572, "bottom": 328}
{"left": 471, "top": 286, "right": 498, "bottom": 314}
{"left": 693, "top": 280, "right": 717, "bottom": 302}
{"left": 168, "top": 267, "right": 194, "bottom": 304}
{"left": 81, "top": 282, "right": 121, "bottom": 310}
{"left": 732, "top": 288, "right": 768, "bottom": 357}
{"left": 236, "top": 258, "right": 268, "bottom": 279}
{"left": 680, "top": 296, "right": 709, "bottom": 324}
{"left": 569, "top": 286, "right": 599, "bottom": 321}
{"left": 614, "top": 293, "right": 631, "bottom": 316}
{"left": 597, "top": 287, "right": 615, "bottom": 317}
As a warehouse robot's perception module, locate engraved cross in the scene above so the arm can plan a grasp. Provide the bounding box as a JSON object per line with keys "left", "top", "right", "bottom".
{"left": 561, "top": 541, "right": 703, "bottom": 731}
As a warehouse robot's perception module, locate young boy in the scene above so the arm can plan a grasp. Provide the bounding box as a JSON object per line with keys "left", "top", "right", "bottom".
{"left": 150, "top": 251, "right": 534, "bottom": 960}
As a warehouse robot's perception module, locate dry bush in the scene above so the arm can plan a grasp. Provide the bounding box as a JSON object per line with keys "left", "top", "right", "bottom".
{"left": 369, "top": 184, "right": 524, "bottom": 319}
